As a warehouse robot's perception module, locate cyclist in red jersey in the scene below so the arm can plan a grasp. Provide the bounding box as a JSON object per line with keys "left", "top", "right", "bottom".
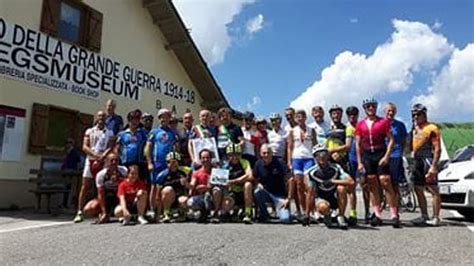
{"left": 355, "top": 97, "right": 399, "bottom": 227}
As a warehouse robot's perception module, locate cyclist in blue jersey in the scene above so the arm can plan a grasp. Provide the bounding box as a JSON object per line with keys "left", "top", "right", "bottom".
{"left": 116, "top": 110, "right": 148, "bottom": 181}
{"left": 145, "top": 108, "right": 179, "bottom": 220}
{"left": 384, "top": 103, "right": 408, "bottom": 216}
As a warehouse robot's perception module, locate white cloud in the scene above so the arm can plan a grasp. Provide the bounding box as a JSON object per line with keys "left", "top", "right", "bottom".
{"left": 290, "top": 19, "right": 453, "bottom": 115}
{"left": 173, "top": 0, "right": 256, "bottom": 66}
{"left": 246, "top": 14, "right": 265, "bottom": 35}
{"left": 350, "top": 18, "right": 359, "bottom": 24}
{"left": 432, "top": 20, "right": 443, "bottom": 30}
{"left": 246, "top": 96, "right": 262, "bottom": 111}
{"left": 412, "top": 43, "right": 474, "bottom": 120}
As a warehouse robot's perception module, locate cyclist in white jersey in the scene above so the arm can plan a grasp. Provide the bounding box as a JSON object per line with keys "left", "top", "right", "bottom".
{"left": 267, "top": 113, "right": 288, "bottom": 160}
{"left": 74, "top": 110, "right": 115, "bottom": 223}
{"left": 309, "top": 106, "right": 330, "bottom": 145}
{"left": 287, "top": 110, "right": 317, "bottom": 214}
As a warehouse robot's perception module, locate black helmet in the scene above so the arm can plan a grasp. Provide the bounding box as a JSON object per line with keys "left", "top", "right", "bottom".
{"left": 411, "top": 103, "right": 427, "bottom": 114}
{"left": 244, "top": 111, "right": 255, "bottom": 121}
{"left": 346, "top": 106, "right": 359, "bottom": 116}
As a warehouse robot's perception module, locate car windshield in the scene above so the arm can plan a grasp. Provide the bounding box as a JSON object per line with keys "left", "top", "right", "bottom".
{"left": 451, "top": 146, "right": 474, "bottom": 163}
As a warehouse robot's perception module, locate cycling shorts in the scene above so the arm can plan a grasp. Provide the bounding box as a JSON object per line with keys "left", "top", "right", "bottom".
{"left": 389, "top": 158, "right": 406, "bottom": 184}
{"left": 292, "top": 158, "right": 315, "bottom": 176}
{"left": 413, "top": 157, "right": 437, "bottom": 186}
{"left": 362, "top": 150, "right": 389, "bottom": 175}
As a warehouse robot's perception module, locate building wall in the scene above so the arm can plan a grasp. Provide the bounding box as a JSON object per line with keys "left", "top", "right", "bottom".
{"left": 0, "top": 0, "right": 205, "bottom": 208}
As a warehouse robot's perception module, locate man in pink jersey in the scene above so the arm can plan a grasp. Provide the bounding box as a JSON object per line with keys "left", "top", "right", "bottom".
{"left": 355, "top": 97, "right": 399, "bottom": 227}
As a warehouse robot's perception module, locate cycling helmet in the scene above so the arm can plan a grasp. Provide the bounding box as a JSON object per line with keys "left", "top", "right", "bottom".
{"left": 142, "top": 112, "right": 153, "bottom": 120}
{"left": 329, "top": 104, "right": 343, "bottom": 113}
{"left": 411, "top": 103, "right": 427, "bottom": 114}
{"left": 269, "top": 112, "right": 282, "bottom": 120}
{"left": 157, "top": 108, "right": 170, "bottom": 118}
{"left": 362, "top": 97, "right": 378, "bottom": 107}
{"left": 345, "top": 106, "right": 359, "bottom": 116}
{"left": 312, "top": 143, "right": 329, "bottom": 156}
{"left": 166, "top": 152, "right": 181, "bottom": 162}
{"left": 244, "top": 111, "right": 255, "bottom": 121}
{"left": 255, "top": 116, "right": 266, "bottom": 124}
{"left": 226, "top": 143, "right": 242, "bottom": 155}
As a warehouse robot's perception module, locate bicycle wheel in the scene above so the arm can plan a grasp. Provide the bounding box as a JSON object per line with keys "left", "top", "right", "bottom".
{"left": 401, "top": 189, "right": 417, "bottom": 212}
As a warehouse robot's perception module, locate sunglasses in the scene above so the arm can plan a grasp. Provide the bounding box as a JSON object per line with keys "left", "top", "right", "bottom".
{"left": 412, "top": 112, "right": 424, "bottom": 117}
{"left": 364, "top": 104, "right": 377, "bottom": 108}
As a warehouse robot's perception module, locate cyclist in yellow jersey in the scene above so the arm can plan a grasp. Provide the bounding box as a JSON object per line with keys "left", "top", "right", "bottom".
{"left": 410, "top": 104, "right": 442, "bottom": 226}
{"left": 325, "top": 104, "right": 357, "bottom": 225}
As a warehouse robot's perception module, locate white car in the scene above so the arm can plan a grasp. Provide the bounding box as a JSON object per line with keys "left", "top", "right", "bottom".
{"left": 438, "top": 145, "right": 474, "bottom": 220}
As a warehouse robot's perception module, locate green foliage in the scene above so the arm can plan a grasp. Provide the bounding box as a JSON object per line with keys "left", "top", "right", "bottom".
{"left": 441, "top": 125, "right": 474, "bottom": 156}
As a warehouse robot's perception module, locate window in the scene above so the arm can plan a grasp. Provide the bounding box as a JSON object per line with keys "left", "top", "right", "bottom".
{"left": 40, "top": 0, "right": 103, "bottom": 52}
{"left": 58, "top": 2, "right": 82, "bottom": 43}
{"left": 29, "top": 103, "right": 94, "bottom": 156}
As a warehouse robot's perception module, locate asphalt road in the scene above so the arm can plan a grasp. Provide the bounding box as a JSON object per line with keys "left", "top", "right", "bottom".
{"left": 1, "top": 206, "right": 473, "bottom": 266}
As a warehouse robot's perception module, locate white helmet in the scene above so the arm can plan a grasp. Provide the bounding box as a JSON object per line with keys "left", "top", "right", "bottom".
{"left": 312, "top": 143, "right": 329, "bottom": 156}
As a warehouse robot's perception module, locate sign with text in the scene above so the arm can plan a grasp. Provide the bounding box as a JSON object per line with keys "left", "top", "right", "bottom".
{"left": 0, "top": 18, "right": 196, "bottom": 103}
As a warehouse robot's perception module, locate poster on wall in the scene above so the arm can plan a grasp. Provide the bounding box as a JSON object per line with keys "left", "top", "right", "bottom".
{"left": 0, "top": 105, "right": 25, "bottom": 161}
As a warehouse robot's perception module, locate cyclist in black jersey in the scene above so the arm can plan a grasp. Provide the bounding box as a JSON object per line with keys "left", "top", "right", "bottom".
{"left": 303, "top": 144, "right": 355, "bottom": 229}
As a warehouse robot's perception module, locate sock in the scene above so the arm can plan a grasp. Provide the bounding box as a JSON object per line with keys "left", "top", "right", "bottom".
{"left": 373, "top": 205, "right": 382, "bottom": 218}
{"left": 77, "top": 210, "right": 82, "bottom": 215}
{"left": 350, "top": 209, "right": 357, "bottom": 218}
{"left": 164, "top": 208, "right": 171, "bottom": 216}
{"left": 245, "top": 207, "right": 252, "bottom": 216}
{"left": 390, "top": 207, "right": 398, "bottom": 219}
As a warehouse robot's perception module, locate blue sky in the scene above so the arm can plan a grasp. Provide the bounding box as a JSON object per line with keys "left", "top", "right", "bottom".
{"left": 174, "top": 0, "right": 474, "bottom": 123}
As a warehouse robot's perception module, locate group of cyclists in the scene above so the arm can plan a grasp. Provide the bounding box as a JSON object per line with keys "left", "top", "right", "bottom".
{"left": 71, "top": 97, "right": 442, "bottom": 229}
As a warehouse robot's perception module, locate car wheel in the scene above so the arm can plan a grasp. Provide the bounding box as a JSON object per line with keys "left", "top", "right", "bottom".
{"left": 458, "top": 209, "right": 474, "bottom": 221}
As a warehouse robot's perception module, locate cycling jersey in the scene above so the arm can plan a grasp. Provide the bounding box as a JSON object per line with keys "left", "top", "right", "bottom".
{"left": 105, "top": 114, "right": 123, "bottom": 136}
{"left": 306, "top": 163, "right": 349, "bottom": 192}
{"left": 117, "top": 179, "right": 147, "bottom": 204}
{"left": 388, "top": 119, "right": 407, "bottom": 158}
{"left": 191, "top": 167, "right": 211, "bottom": 187}
{"left": 412, "top": 123, "right": 440, "bottom": 159}
{"left": 117, "top": 128, "right": 148, "bottom": 165}
{"left": 96, "top": 166, "right": 128, "bottom": 192}
{"left": 346, "top": 123, "right": 357, "bottom": 162}
{"left": 309, "top": 120, "right": 330, "bottom": 145}
{"left": 291, "top": 126, "right": 314, "bottom": 159}
{"left": 355, "top": 116, "right": 390, "bottom": 152}
{"left": 267, "top": 128, "right": 288, "bottom": 158}
{"left": 242, "top": 127, "right": 257, "bottom": 156}
{"left": 148, "top": 126, "right": 177, "bottom": 165}
{"left": 224, "top": 159, "right": 250, "bottom": 192}
{"left": 153, "top": 166, "right": 192, "bottom": 195}
{"left": 325, "top": 122, "right": 350, "bottom": 157}
{"left": 84, "top": 125, "right": 114, "bottom": 159}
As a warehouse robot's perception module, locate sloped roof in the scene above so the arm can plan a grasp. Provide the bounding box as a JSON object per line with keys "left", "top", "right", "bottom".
{"left": 143, "top": 0, "right": 242, "bottom": 118}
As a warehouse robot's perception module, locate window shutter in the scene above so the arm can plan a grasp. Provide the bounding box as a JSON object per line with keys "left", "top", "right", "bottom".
{"left": 85, "top": 7, "right": 103, "bottom": 52}
{"left": 40, "top": 0, "right": 61, "bottom": 36}
{"left": 76, "top": 112, "right": 94, "bottom": 148}
{"left": 29, "top": 103, "right": 50, "bottom": 154}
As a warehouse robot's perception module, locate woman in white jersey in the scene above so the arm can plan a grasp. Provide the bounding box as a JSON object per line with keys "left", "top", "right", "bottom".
{"left": 287, "top": 110, "right": 317, "bottom": 214}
